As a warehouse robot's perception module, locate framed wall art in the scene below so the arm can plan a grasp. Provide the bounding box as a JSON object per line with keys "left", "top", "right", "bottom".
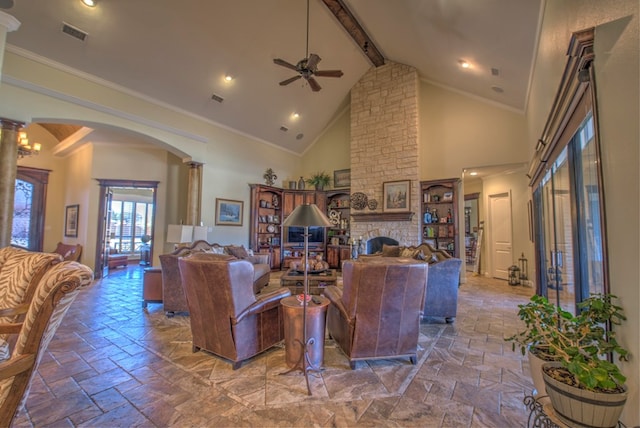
{"left": 215, "top": 198, "right": 243, "bottom": 226}
{"left": 64, "top": 204, "right": 79, "bottom": 237}
{"left": 333, "top": 169, "right": 351, "bottom": 188}
{"left": 383, "top": 180, "right": 411, "bottom": 212}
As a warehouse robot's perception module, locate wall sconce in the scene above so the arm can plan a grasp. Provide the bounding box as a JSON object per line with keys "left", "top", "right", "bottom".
{"left": 17, "top": 129, "right": 41, "bottom": 158}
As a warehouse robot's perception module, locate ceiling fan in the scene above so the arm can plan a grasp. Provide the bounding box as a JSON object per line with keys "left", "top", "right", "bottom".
{"left": 273, "top": 0, "right": 343, "bottom": 92}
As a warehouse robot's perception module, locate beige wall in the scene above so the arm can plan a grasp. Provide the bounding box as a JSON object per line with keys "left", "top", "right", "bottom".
{"left": 300, "top": 106, "right": 351, "bottom": 188}
{"left": 419, "top": 82, "right": 528, "bottom": 180}
{"left": 525, "top": 1, "right": 639, "bottom": 424}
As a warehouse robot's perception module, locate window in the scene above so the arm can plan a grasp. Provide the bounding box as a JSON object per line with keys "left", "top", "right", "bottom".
{"left": 528, "top": 28, "right": 606, "bottom": 312}
{"left": 11, "top": 167, "right": 49, "bottom": 251}
{"left": 108, "top": 198, "right": 154, "bottom": 255}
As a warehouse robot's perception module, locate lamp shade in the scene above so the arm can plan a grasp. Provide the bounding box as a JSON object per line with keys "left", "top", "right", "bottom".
{"left": 283, "top": 204, "right": 332, "bottom": 227}
{"left": 192, "top": 225, "right": 209, "bottom": 242}
{"left": 166, "top": 224, "right": 193, "bottom": 243}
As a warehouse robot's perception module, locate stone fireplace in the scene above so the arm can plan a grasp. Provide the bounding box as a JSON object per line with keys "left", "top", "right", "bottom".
{"left": 349, "top": 61, "right": 420, "bottom": 246}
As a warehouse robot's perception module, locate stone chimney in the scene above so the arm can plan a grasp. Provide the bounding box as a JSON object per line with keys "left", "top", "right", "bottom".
{"left": 349, "top": 62, "right": 420, "bottom": 245}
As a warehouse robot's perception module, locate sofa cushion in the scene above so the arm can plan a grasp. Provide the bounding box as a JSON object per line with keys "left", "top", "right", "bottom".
{"left": 227, "top": 245, "right": 250, "bottom": 259}
{"left": 381, "top": 244, "right": 401, "bottom": 257}
{"left": 400, "top": 247, "right": 421, "bottom": 259}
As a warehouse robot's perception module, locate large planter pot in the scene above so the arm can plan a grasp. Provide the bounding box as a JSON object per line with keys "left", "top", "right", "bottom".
{"left": 527, "top": 347, "right": 550, "bottom": 402}
{"left": 542, "top": 362, "right": 627, "bottom": 428}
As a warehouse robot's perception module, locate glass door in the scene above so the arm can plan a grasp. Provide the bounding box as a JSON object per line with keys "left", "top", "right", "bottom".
{"left": 533, "top": 113, "right": 606, "bottom": 313}
{"left": 538, "top": 148, "right": 576, "bottom": 313}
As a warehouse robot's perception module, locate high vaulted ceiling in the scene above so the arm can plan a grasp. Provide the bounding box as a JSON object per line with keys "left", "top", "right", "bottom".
{"left": 2, "top": 0, "right": 543, "bottom": 154}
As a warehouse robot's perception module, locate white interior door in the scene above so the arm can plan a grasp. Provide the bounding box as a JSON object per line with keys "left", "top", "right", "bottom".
{"left": 489, "top": 192, "right": 513, "bottom": 280}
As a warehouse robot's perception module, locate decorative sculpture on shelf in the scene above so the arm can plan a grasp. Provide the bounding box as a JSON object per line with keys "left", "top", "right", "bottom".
{"left": 263, "top": 168, "right": 277, "bottom": 186}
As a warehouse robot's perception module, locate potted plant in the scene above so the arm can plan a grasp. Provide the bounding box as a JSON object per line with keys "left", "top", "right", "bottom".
{"left": 508, "top": 293, "right": 629, "bottom": 427}
{"left": 540, "top": 293, "right": 628, "bottom": 427}
{"left": 505, "top": 294, "right": 561, "bottom": 399}
{"left": 306, "top": 171, "right": 331, "bottom": 190}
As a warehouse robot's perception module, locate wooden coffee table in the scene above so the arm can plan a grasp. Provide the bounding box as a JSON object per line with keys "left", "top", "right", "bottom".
{"left": 280, "top": 269, "right": 337, "bottom": 295}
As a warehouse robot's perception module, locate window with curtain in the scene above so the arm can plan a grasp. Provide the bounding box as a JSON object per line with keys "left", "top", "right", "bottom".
{"left": 528, "top": 28, "right": 607, "bottom": 313}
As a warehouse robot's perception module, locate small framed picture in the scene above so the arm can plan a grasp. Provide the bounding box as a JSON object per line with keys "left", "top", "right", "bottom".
{"left": 383, "top": 180, "right": 411, "bottom": 212}
{"left": 333, "top": 169, "right": 351, "bottom": 188}
{"left": 215, "top": 198, "right": 243, "bottom": 226}
{"left": 442, "top": 191, "right": 453, "bottom": 202}
{"left": 64, "top": 204, "right": 79, "bottom": 237}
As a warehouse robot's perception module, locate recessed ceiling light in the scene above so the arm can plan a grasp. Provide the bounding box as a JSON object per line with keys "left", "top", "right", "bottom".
{"left": 224, "top": 75, "right": 233, "bottom": 82}
{"left": 458, "top": 60, "right": 470, "bottom": 69}
{"left": 291, "top": 112, "right": 300, "bottom": 119}
{"left": 81, "top": 0, "right": 97, "bottom": 7}
{"left": 469, "top": 171, "right": 478, "bottom": 176}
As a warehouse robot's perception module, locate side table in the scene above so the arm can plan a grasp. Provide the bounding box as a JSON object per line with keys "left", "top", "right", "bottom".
{"left": 142, "top": 267, "right": 163, "bottom": 308}
{"left": 281, "top": 295, "right": 329, "bottom": 370}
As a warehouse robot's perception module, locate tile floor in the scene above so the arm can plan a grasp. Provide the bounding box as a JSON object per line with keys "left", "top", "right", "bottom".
{"left": 13, "top": 265, "right": 536, "bottom": 427}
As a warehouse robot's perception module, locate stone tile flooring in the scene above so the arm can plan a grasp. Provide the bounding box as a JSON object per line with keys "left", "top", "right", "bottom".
{"left": 13, "top": 265, "right": 536, "bottom": 427}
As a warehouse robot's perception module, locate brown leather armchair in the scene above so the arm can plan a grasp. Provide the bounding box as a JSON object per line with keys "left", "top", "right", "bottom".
{"left": 178, "top": 254, "right": 291, "bottom": 369}
{"left": 324, "top": 258, "right": 428, "bottom": 369}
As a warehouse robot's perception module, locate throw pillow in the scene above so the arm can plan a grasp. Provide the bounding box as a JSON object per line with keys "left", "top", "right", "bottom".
{"left": 210, "top": 246, "right": 225, "bottom": 255}
{"left": 381, "top": 244, "right": 401, "bottom": 257}
{"left": 400, "top": 247, "right": 420, "bottom": 258}
{"left": 227, "top": 245, "right": 249, "bottom": 259}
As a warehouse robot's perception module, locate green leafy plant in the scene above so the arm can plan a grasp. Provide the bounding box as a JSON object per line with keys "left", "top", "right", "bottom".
{"left": 306, "top": 171, "right": 331, "bottom": 190}
{"left": 505, "top": 294, "right": 560, "bottom": 360}
{"left": 507, "top": 293, "right": 629, "bottom": 392}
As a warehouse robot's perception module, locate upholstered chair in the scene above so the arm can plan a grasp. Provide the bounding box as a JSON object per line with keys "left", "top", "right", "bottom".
{"left": 0, "top": 248, "right": 63, "bottom": 340}
{"left": 178, "top": 255, "right": 291, "bottom": 369}
{"left": 0, "top": 261, "right": 94, "bottom": 424}
{"left": 324, "top": 258, "right": 428, "bottom": 369}
{"left": 159, "top": 249, "right": 234, "bottom": 316}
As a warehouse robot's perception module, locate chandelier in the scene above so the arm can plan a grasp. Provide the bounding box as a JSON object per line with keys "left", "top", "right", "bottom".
{"left": 17, "top": 130, "right": 41, "bottom": 158}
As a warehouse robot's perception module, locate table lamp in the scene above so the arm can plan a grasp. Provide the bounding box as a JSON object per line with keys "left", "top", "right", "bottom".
{"left": 281, "top": 203, "right": 332, "bottom": 394}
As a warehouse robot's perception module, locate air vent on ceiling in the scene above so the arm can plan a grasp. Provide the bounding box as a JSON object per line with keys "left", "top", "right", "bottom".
{"left": 62, "top": 22, "right": 88, "bottom": 41}
{"left": 211, "top": 94, "right": 224, "bottom": 103}
{"left": 491, "top": 67, "right": 500, "bottom": 76}
{"left": 279, "top": 125, "right": 288, "bottom": 132}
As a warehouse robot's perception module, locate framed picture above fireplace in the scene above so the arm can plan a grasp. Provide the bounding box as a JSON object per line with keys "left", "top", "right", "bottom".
{"left": 383, "top": 180, "right": 410, "bottom": 212}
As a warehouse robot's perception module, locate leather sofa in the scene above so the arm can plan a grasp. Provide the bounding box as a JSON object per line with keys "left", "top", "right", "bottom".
{"left": 359, "top": 243, "right": 462, "bottom": 323}
{"left": 324, "top": 258, "right": 428, "bottom": 369}
{"left": 158, "top": 240, "right": 271, "bottom": 316}
{"left": 178, "top": 254, "right": 290, "bottom": 369}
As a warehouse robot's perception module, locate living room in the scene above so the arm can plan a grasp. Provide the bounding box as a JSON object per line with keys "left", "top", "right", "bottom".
{"left": 0, "top": 0, "right": 638, "bottom": 426}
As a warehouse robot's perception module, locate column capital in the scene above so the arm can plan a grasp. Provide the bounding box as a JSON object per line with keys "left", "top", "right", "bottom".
{"left": 0, "top": 11, "right": 20, "bottom": 33}
{"left": 0, "top": 117, "right": 24, "bottom": 131}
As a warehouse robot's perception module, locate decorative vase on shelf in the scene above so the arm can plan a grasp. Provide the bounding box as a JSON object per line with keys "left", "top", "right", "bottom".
{"left": 298, "top": 176, "right": 305, "bottom": 190}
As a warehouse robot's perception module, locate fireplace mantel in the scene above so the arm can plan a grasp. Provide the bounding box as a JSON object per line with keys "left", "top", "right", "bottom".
{"left": 351, "top": 212, "right": 415, "bottom": 222}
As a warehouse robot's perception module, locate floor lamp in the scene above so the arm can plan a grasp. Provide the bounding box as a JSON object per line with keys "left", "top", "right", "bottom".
{"left": 281, "top": 203, "right": 332, "bottom": 395}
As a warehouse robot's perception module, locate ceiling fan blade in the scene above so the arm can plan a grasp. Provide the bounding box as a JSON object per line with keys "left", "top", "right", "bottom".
{"left": 307, "top": 54, "right": 321, "bottom": 70}
{"left": 279, "top": 75, "right": 302, "bottom": 86}
{"left": 273, "top": 58, "right": 299, "bottom": 71}
{"left": 314, "top": 70, "right": 344, "bottom": 78}
{"left": 307, "top": 77, "right": 322, "bottom": 92}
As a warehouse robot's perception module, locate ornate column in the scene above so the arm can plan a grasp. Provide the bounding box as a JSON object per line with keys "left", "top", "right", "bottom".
{"left": 186, "top": 162, "right": 202, "bottom": 225}
{"left": 0, "top": 119, "right": 22, "bottom": 247}
{"left": 0, "top": 12, "right": 23, "bottom": 246}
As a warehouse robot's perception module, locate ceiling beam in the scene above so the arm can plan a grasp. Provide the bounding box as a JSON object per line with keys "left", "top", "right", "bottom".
{"left": 321, "top": 0, "right": 385, "bottom": 67}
